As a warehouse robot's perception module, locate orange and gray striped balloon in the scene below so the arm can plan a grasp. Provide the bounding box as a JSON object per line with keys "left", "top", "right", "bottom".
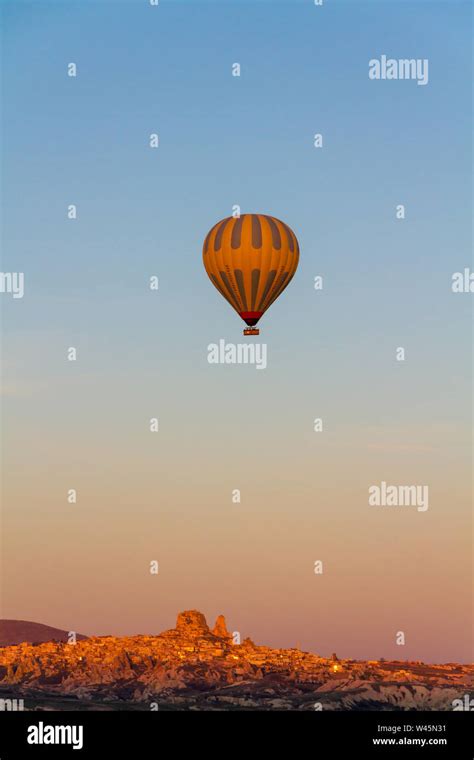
{"left": 202, "top": 213, "right": 299, "bottom": 328}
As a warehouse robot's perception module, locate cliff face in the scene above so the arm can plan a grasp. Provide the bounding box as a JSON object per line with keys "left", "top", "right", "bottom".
{"left": 0, "top": 610, "right": 472, "bottom": 711}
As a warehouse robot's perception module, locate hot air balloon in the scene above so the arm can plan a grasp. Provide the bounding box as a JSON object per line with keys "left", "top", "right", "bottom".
{"left": 202, "top": 213, "right": 299, "bottom": 335}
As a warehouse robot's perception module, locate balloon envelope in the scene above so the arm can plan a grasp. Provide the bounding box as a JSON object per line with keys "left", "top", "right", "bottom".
{"left": 202, "top": 213, "right": 299, "bottom": 328}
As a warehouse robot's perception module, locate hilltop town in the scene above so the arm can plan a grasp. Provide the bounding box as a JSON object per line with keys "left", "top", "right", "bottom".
{"left": 0, "top": 610, "right": 472, "bottom": 711}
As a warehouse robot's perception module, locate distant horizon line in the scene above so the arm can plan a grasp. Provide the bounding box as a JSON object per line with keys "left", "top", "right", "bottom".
{"left": 1, "top": 615, "right": 471, "bottom": 666}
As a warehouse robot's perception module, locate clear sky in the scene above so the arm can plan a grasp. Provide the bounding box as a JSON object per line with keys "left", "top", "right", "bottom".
{"left": 1, "top": 0, "right": 472, "bottom": 662}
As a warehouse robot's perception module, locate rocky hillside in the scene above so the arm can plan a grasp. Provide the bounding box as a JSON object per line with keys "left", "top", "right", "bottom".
{"left": 0, "top": 610, "right": 471, "bottom": 711}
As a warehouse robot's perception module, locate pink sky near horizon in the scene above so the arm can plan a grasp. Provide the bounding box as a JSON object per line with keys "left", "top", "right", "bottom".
{"left": 2, "top": 393, "right": 472, "bottom": 663}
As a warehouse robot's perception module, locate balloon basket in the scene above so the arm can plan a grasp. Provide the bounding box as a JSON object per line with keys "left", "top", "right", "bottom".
{"left": 243, "top": 328, "right": 259, "bottom": 336}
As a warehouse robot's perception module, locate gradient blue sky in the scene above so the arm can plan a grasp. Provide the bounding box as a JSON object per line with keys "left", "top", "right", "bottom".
{"left": 1, "top": 0, "right": 472, "bottom": 662}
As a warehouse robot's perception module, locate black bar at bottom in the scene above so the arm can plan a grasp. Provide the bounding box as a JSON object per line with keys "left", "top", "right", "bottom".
{"left": 0, "top": 710, "right": 473, "bottom": 758}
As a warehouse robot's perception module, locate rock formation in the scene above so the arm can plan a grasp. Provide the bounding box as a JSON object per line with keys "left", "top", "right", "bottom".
{"left": 212, "top": 615, "right": 230, "bottom": 638}
{"left": 0, "top": 610, "right": 471, "bottom": 711}
{"left": 175, "top": 610, "right": 209, "bottom": 635}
